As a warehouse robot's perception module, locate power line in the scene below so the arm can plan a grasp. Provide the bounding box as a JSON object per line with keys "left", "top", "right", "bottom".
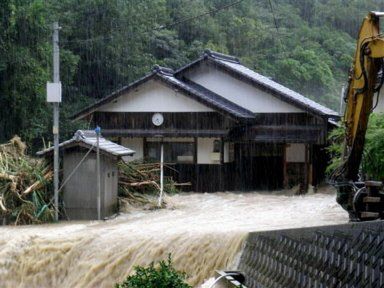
{"left": 267, "top": 0, "right": 279, "bottom": 33}
{"left": 61, "top": 0, "right": 246, "bottom": 45}
{"left": 155, "top": 0, "right": 246, "bottom": 31}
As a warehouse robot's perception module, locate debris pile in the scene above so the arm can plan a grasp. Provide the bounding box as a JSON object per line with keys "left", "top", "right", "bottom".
{"left": 118, "top": 160, "right": 179, "bottom": 209}
{"left": 0, "top": 137, "right": 54, "bottom": 225}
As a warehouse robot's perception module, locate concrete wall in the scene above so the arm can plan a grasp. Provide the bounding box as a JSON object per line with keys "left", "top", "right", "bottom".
{"left": 286, "top": 143, "right": 305, "bottom": 163}
{"left": 239, "top": 221, "right": 384, "bottom": 288}
{"left": 184, "top": 63, "right": 303, "bottom": 113}
{"left": 98, "top": 80, "right": 213, "bottom": 113}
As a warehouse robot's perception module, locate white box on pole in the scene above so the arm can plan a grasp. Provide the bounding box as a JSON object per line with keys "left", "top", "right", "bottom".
{"left": 47, "top": 82, "right": 62, "bottom": 102}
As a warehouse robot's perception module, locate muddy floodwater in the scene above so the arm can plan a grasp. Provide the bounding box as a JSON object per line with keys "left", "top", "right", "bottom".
{"left": 0, "top": 189, "right": 348, "bottom": 287}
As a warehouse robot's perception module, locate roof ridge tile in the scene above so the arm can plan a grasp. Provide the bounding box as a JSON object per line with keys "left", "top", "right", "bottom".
{"left": 204, "top": 49, "right": 240, "bottom": 64}
{"left": 152, "top": 65, "right": 174, "bottom": 76}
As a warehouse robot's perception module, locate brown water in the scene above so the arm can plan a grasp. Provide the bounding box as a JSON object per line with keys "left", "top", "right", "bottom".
{"left": 0, "top": 190, "right": 348, "bottom": 287}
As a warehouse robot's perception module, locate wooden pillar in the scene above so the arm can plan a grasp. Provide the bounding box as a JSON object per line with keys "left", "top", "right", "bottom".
{"left": 220, "top": 138, "right": 225, "bottom": 191}
{"left": 303, "top": 144, "right": 309, "bottom": 193}
{"left": 283, "top": 144, "right": 288, "bottom": 188}
{"left": 194, "top": 137, "right": 198, "bottom": 191}
{"left": 220, "top": 138, "right": 224, "bottom": 164}
{"left": 308, "top": 145, "right": 313, "bottom": 187}
{"left": 143, "top": 137, "right": 148, "bottom": 159}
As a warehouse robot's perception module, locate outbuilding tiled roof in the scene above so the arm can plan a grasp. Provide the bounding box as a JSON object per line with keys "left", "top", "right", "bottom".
{"left": 36, "top": 130, "right": 135, "bottom": 157}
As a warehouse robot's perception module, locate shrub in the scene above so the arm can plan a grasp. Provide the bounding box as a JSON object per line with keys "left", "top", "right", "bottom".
{"left": 326, "top": 113, "right": 384, "bottom": 181}
{"left": 115, "top": 255, "right": 191, "bottom": 288}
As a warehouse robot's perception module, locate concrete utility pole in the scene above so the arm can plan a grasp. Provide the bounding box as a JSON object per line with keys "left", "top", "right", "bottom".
{"left": 158, "top": 142, "right": 164, "bottom": 207}
{"left": 52, "top": 22, "right": 60, "bottom": 221}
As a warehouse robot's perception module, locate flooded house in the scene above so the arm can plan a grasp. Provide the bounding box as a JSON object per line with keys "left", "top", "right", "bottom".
{"left": 73, "top": 50, "right": 339, "bottom": 192}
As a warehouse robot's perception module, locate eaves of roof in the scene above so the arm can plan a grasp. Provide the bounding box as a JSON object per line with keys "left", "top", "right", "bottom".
{"left": 37, "top": 130, "right": 135, "bottom": 158}
{"left": 71, "top": 71, "right": 157, "bottom": 120}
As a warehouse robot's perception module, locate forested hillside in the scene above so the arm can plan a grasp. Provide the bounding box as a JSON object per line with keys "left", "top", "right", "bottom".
{"left": 1, "top": 0, "right": 384, "bottom": 150}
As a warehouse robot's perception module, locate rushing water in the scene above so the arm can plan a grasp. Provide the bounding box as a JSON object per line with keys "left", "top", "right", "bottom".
{"left": 0, "top": 189, "right": 348, "bottom": 287}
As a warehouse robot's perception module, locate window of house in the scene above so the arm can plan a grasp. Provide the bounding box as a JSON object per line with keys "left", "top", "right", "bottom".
{"left": 213, "top": 139, "right": 221, "bottom": 153}
{"left": 146, "top": 141, "right": 195, "bottom": 164}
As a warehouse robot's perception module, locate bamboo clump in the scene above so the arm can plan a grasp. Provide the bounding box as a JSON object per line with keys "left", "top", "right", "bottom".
{"left": 0, "top": 136, "right": 54, "bottom": 225}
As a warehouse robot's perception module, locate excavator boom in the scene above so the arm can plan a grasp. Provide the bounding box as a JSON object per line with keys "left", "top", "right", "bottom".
{"left": 333, "top": 12, "right": 384, "bottom": 220}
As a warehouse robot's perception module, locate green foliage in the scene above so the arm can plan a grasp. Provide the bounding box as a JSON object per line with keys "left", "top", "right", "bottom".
{"left": 1, "top": 0, "right": 384, "bottom": 151}
{"left": 325, "top": 122, "right": 345, "bottom": 176}
{"left": 115, "top": 255, "right": 191, "bottom": 288}
{"left": 362, "top": 114, "right": 384, "bottom": 180}
{"left": 326, "top": 114, "right": 384, "bottom": 181}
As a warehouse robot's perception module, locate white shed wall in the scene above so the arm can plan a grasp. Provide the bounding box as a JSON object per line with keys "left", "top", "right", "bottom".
{"left": 121, "top": 138, "right": 143, "bottom": 162}
{"left": 184, "top": 63, "right": 303, "bottom": 113}
{"left": 98, "top": 80, "right": 213, "bottom": 113}
{"left": 286, "top": 143, "right": 305, "bottom": 163}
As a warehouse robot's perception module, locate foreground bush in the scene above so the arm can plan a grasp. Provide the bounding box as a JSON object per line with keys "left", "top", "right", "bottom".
{"left": 115, "top": 255, "right": 191, "bottom": 288}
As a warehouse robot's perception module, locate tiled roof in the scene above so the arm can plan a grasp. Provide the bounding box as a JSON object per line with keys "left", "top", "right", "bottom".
{"left": 73, "top": 65, "right": 255, "bottom": 121}
{"left": 37, "top": 130, "right": 135, "bottom": 157}
{"left": 72, "top": 50, "right": 339, "bottom": 121}
{"left": 154, "top": 66, "right": 255, "bottom": 119}
{"left": 176, "top": 50, "right": 339, "bottom": 118}
{"left": 72, "top": 71, "right": 156, "bottom": 120}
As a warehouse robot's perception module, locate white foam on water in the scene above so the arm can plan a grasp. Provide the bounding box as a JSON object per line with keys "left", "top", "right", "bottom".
{"left": 0, "top": 189, "right": 348, "bottom": 287}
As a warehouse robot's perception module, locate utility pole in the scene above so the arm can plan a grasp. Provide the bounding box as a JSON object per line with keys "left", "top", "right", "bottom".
{"left": 158, "top": 141, "right": 164, "bottom": 207}
{"left": 52, "top": 22, "right": 60, "bottom": 221}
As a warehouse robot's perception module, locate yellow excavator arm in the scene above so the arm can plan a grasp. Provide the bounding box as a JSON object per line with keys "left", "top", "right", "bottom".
{"left": 334, "top": 12, "right": 384, "bottom": 220}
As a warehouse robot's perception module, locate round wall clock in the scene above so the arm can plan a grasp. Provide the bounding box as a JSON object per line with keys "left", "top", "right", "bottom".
{"left": 152, "top": 113, "right": 164, "bottom": 126}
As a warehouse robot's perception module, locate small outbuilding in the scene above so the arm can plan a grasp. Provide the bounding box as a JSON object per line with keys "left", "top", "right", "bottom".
{"left": 37, "top": 130, "right": 135, "bottom": 220}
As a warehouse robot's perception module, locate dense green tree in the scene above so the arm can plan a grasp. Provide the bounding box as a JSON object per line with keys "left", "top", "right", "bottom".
{"left": 1, "top": 0, "right": 384, "bottom": 150}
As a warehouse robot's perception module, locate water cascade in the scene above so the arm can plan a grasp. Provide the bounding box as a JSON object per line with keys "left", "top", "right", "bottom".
{"left": 0, "top": 191, "right": 347, "bottom": 287}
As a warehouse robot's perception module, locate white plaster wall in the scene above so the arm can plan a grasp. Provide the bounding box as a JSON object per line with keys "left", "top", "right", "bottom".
{"left": 184, "top": 63, "right": 303, "bottom": 113}
{"left": 223, "top": 142, "right": 232, "bottom": 163}
{"left": 98, "top": 80, "right": 213, "bottom": 113}
{"left": 121, "top": 137, "right": 143, "bottom": 162}
{"left": 286, "top": 143, "right": 305, "bottom": 163}
{"left": 197, "top": 138, "right": 221, "bottom": 164}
